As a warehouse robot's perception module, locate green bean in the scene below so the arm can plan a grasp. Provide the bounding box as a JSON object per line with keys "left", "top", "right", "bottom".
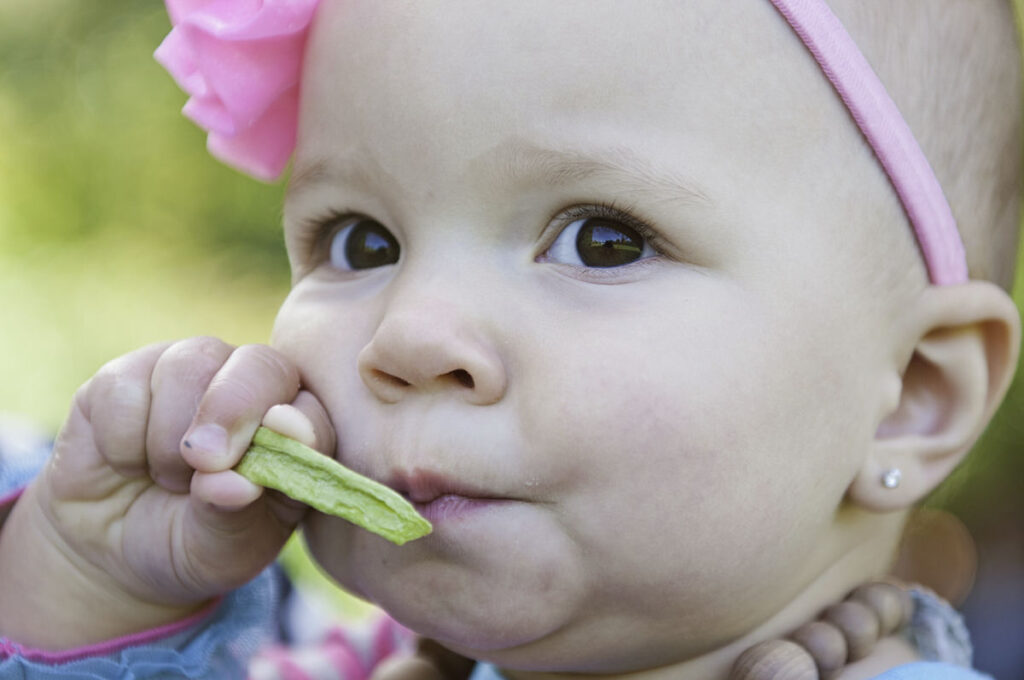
{"left": 236, "top": 427, "right": 432, "bottom": 545}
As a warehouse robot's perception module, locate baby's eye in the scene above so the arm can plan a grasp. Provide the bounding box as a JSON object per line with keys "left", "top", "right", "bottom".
{"left": 329, "top": 218, "right": 401, "bottom": 271}
{"left": 544, "top": 216, "right": 656, "bottom": 268}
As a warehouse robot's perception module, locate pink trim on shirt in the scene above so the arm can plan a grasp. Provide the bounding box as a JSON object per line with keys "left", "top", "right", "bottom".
{"left": 0, "top": 597, "right": 222, "bottom": 664}
{"left": 0, "top": 486, "right": 25, "bottom": 508}
{"left": 0, "top": 486, "right": 26, "bottom": 525}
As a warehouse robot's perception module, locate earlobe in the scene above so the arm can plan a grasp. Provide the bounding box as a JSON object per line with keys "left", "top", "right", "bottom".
{"left": 849, "top": 280, "right": 1021, "bottom": 512}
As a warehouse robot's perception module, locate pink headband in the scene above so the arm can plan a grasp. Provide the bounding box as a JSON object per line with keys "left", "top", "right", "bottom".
{"left": 155, "top": 0, "right": 969, "bottom": 285}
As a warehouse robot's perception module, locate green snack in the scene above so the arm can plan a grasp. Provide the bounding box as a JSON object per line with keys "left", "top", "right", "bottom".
{"left": 236, "top": 427, "right": 432, "bottom": 545}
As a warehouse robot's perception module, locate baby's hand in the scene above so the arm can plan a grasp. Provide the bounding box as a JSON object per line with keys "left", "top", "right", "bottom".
{"left": 0, "top": 338, "right": 335, "bottom": 649}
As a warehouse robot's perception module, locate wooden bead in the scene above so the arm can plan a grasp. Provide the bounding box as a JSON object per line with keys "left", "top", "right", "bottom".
{"left": 369, "top": 655, "right": 445, "bottom": 680}
{"left": 848, "top": 583, "right": 907, "bottom": 635}
{"left": 821, "top": 601, "right": 880, "bottom": 662}
{"left": 730, "top": 639, "right": 819, "bottom": 680}
{"left": 790, "top": 621, "right": 848, "bottom": 676}
{"left": 896, "top": 586, "right": 914, "bottom": 629}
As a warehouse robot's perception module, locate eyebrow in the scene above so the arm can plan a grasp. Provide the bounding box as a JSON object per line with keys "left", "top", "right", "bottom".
{"left": 489, "top": 140, "right": 714, "bottom": 208}
{"left": 287, "top": 140, "right": 713, "bottom": 209}
{"left": 287, "top": 150, "right": 394, "bottom": 203}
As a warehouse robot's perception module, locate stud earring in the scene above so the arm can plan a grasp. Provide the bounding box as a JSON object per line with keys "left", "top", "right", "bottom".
{"left": 881, "top": 468, "right": 902, "bottom": 489}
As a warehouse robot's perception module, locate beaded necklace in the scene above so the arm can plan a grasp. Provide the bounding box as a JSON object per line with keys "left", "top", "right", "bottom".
{"left": 371, "top": 580, "right": 917, "bottom": 680}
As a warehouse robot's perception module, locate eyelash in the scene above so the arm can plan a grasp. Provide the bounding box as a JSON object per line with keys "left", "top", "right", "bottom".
{"left": 295, "top": 208, "right": 353, "bottom": 264}
{"left": 293, "top": 200, "right": 665, "bottom": 270}
{"left": 546, "top": 200, "right": 664, "bottom": 255}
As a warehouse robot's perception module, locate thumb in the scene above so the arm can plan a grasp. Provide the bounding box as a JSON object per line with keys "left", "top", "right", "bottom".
{"left": 261, "top": 390, "right": 337, "bottom": 458}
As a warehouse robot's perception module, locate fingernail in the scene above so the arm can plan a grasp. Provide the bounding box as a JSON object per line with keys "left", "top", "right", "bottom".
{"left": 184, "top": 424, "right": 228, "bottom": 456}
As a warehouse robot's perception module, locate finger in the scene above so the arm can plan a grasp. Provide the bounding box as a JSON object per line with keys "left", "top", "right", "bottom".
{"left": 87, "top": 341, "right": 176, "bottom": 476}
{"left": 191, "top": 470, "right": 264, "bottom": 510}
{"left": 181, "top": 344, "right": 300, "bottom": 472}
{"left": 261, "top": 404, "right": 316, "bottom": 448}
{"left": 261, "top": 390, "right": 337, "bottom": 456}
{"left": 189, "top": 469, "right": 305, "bottom": 549}
{"left": 147, "top": 337, "right": 235, "bottom": 493}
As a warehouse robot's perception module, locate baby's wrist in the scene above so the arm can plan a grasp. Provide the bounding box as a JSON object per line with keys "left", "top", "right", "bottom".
{"left": 0, "top": 481, "right": 210, "bottom": 650}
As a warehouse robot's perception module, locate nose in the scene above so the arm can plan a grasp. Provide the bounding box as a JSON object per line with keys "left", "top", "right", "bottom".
{"left": 357, "top": 298, "right": 507, "bottom": 405}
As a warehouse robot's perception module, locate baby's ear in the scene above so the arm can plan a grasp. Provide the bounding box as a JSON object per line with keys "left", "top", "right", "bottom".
{"left": 848, "top": 280, "right": 1020, "bottom": 512}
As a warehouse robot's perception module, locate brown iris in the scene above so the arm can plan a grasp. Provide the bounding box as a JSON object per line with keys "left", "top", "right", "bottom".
{"left": 575, "top": 219, "right": 645, "bottom": 268}
{"left": 344, "top": 220, "right": 400, "bottom": 269}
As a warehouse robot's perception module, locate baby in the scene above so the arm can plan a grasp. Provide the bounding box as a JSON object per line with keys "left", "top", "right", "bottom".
{"left": 0, "top": 1, "right": 1021, "bottom": 679}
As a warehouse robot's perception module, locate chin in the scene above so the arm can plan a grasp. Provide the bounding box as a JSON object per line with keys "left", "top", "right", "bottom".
{"left": 306, "top": 511, "right": 587, "bottom": 658}
{"left": 373, "top": 549, "right": 581, "bottom": 653}
{"left": 384, "top": 595, "right": 551, "bottom": 655}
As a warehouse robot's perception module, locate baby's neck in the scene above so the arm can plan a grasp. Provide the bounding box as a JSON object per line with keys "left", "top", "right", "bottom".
{"left": 502, "top": 513, "right": 912, "bottom": 680}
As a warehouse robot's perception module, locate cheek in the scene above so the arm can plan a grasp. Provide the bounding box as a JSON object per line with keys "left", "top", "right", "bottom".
{"left": 518, "top": 285, "right": 775, "bottom": 500}
{"left": 524, "top": 281, "right": 866, "bottom": 502}
{"left": 516, "top": 288, "right": 866, "bottom": 634}
{"left": 271, "top": 285, "right": 372, "bottom": 425}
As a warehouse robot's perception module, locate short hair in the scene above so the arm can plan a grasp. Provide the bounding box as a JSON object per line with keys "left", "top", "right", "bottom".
{"left": 832, "top": 0, "right": 1022, "bottom": 291}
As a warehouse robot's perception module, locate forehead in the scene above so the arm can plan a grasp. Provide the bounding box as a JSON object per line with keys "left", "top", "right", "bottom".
{"left": 307, "top": 0, "right": 788, "bottom": 102}
{"left": 297, "top": 0, "right": 849, "bottom": 171}
{"left": 293, "top": 0, "right": 893, "bottom": 288}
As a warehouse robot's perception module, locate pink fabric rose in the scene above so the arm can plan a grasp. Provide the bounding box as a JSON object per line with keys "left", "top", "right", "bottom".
{"left": 155, "top": 0, "right": 321, "bottom": 181}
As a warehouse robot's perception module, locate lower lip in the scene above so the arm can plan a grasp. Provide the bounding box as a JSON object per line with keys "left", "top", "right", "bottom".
{"left": 413, "top": 495, "right": 504, "bottom": 523}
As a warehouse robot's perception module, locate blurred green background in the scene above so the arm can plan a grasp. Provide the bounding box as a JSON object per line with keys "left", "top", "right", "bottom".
{"left": 0, "top": 0, "right": 368, "bottom": 619}
{"left": 1, "top": 0, "right": 1022, "bottom": 674}
{"left": 0, "top": 1, "right": 289, "bottom": 424}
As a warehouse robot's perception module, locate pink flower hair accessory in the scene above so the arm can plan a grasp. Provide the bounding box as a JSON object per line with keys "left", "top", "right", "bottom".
{"left": 155, "top": 0, "right": 321, "bottom": 182}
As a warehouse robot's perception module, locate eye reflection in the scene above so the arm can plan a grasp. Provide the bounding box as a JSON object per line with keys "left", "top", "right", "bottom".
{"left": 576, "top": 219, "right": 645, "bottom": 267}
{"left": 330, "top": 219, "right": 400, "bottom": 271}
{"left": 545, "top": 217, "right": 654, "bottom": 268}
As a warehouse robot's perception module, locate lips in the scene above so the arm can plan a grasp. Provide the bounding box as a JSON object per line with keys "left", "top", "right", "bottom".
{"left": 387, "top": 468, "right": 499, "bottom": 504}
{"left": 385, "top": 468, "right": 516, "bottom": 524}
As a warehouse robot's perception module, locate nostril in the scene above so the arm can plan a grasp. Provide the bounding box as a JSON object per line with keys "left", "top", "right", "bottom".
{"left": 371, "top": 369, "right": 410, "bottom": 389}
{"left": 448, "top": 369, "right": 475, "bottom": 389}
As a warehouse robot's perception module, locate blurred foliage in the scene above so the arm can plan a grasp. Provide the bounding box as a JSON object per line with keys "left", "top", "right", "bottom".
{"left": 0, "top": 0, "right": 288, "bottom": 275}
{"left": 0, "top": 0, "right": 290, "bottom": 430}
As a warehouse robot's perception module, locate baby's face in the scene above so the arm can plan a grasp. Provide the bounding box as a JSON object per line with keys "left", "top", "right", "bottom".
{"left": 273, "top": 0, "right": 904, "bottom": 671}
